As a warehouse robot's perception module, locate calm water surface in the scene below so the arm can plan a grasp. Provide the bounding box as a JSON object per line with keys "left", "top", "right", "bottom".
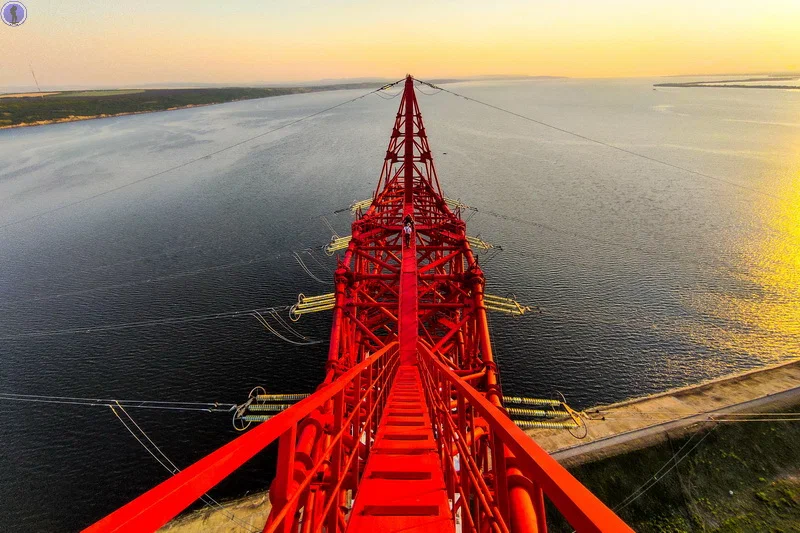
{"left": 1, "top": 78, "right": 798, "bottom": 531}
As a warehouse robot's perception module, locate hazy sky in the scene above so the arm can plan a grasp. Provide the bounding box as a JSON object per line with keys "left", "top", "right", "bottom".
{"left": 1, "top": 0, "right": 799, "bottom": 89}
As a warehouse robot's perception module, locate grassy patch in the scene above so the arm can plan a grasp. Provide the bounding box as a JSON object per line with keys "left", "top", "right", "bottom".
{"left": 546, "top": 406, "right": 800, "bottom": 532}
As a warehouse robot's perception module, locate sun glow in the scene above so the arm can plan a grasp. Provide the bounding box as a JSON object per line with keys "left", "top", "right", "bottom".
{"left": 1, "top": 0, "right": 800, "bottom": 88}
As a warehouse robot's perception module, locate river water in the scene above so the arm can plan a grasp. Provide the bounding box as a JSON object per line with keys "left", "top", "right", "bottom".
{"left": 1, "top": 78, "right": 798, "bottom": 531}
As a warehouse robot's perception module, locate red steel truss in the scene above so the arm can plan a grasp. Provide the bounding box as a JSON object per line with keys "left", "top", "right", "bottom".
{"left": 85, "top": 76, "right": 632, "bottom": 533}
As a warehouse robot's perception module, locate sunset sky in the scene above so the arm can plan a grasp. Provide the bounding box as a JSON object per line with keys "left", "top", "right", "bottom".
{"left": 2, "top": 0, "right": 799, "bottom": 89}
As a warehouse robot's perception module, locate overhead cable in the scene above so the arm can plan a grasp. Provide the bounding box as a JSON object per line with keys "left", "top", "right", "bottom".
{"left": 0, "top": 305, "right": 290, "bottom": 340}
{"left": 110, "top": 402, "right": 259, "bottom": 532}
{"left": 414, "top": 78, "right": 784, "bottom": 203}
{"left": 0, "top": 79, "right": 406, "bottom": 231}
{"left": 0, "top": 392, "right": 235, "bottom": 412}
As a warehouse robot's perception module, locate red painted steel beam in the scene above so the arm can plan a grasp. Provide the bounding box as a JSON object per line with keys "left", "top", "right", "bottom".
{"left": 84, "top": 343, "right": 398, "bottom": 533}
{"left": 403, "top": 75, "right": 415, "bottom": 209}
{"left": 418, "top": 342, "right": 634, "bottom": 533}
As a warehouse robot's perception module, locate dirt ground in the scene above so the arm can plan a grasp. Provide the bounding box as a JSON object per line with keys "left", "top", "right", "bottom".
{"left": 158, "top": 491, "right": 270, "bottom": 533}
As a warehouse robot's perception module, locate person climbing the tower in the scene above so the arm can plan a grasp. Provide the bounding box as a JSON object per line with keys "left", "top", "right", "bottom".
{"left": 403, "top": 215, "right": 415, "bottom": 247}
{"left": 403, "top": 221, "right": 413, "bottom": 247}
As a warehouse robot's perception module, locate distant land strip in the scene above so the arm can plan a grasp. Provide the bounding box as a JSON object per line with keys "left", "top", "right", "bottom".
{"left": 655, "top": 76, "right": 799, "bottom": 90}
{"left": 0, "top": 76, "right": 564, "bottom": 129}
{"left": 0, "top": 84, "right": 391, "bottom": 129}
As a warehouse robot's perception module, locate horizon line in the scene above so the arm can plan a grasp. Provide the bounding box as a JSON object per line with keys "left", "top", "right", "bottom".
{"left": 3, "top": 71, "right": 799, "bottom": 94}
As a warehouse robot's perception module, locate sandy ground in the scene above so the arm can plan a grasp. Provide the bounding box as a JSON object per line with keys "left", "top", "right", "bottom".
{"left": 0, "top": 92, "right": 60, "bottom": 98}
{"left": 158, "top": 491, "right": 271, "bottom": 533}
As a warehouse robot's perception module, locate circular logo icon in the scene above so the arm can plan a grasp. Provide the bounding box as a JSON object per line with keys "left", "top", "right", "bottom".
{"left": 2, "top": 1, "right": 27, "bottom": 26}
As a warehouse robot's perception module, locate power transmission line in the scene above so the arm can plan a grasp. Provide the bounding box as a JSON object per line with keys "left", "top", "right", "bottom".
{"left": 0, "top": 80, "right": 405, "bottom": 232}
{"left": 414, "top": 78, "right": 784, "bottom": 203}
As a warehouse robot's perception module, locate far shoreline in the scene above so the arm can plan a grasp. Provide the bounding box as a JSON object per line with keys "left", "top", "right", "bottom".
{"left": 0, "top": 76, "right": 567, "bottom": 131}
{"left": 0, "top": 101, "right": 222, "bottom": 130}
{"left": 0, "top": 85, "right": 369, "bottom": 131}
{"left": 655, "top": 76, "right": 800, "bottom": 90}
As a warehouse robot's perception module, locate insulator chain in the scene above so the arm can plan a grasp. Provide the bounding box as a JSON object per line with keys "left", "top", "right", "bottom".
{"left": 324, "top": 235, "right": 352, "bottom": 256}
{"left": 289, "top": 293, "right": 335, "bottom": 322}
{"left": 348, "top": 196, "right": 477, "bottom": 214}
{"left": 504, "top": 395, "right": 588, "bottom": 438}
{"left": 232, "top": 387, "right": 310, "bottom": 431}
{"left": 484, "top": 294, "right": 534, "bottom": 316}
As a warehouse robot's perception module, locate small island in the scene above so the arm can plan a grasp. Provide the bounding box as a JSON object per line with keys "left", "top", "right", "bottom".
{"left": 655, "top": 76, "right": 800, "bottom": 90}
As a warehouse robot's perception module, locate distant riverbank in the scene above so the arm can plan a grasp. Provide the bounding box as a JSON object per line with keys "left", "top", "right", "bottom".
{"left": 0, "top": 102, "right": 224, "bottom": 130}
{"left": 0, "top": 76, "right": 569, "bottom": 130}
{"left": 0, "top": 84, "right": 384, "bottom": 129}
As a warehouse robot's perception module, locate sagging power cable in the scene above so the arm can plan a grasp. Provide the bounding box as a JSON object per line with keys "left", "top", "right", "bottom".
{"left": 319, "top": 215, "right": 341, "bottom": 239}
{"left": 0, "top": 79, "right": 406, "bottom": 232}
{"left": 250, "top": 309, "right": 322, "bottom": 346}
{"left": 414, "top": 78, "right": 785, "bottom": 203}
{"left": 5, "top": 196, "right": 752, "bottom": 325}
{"left": 375, "top": 89, "right": 403, "bottom": 100}
{"left": 110, "top": 402, "right": 259, "bottom": 532}
{"left": 269, "top": 308, "right": 311, "bottom": 340}
{"left": 413, "top": 80, "right": 443, "bottom": 96}
{"left": 2, "top": 392, "right": 260, "bottom": 530}
{"left": 0, "top": 305, "right": 290, "bottom": 341}
{"left": 6, "top": 207, "right": 351, "bottom": 294}
{"left": 3, "top": 244, "right": 204, "bottom": 286}
{"left": 589, "top": 409, "right": 800, "bottom": 422}
{"left": 612, "top": 423, "right": 719, "bottom": 513}
{"left": 0, "top": 392, "right": 235, "bottom": 412}
{"left": 474, "top": 208, "right": 747, "bottom": 276}
{"left": 293, "top": 250, "right": 331, "bottom": 284}
{"left": 8, "top": 201, "right": 358, "bottom": 292}
{"left": 0, "top": 245, "right": 332, "bottom": 308}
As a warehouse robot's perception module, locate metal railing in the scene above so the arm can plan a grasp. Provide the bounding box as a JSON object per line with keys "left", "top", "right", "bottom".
{"left": 85, "top": 342, "right": 400, "bottom": 533}
{"left": 417, "top": 342, "right": 633, "bottom": 533}
{"left": 264, "top": 342, "right": 399, "bottom": 533}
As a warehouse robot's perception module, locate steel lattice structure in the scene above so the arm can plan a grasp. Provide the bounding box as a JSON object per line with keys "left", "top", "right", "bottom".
{"left": 86, "top": 76, "right": 631, "bottom": 533}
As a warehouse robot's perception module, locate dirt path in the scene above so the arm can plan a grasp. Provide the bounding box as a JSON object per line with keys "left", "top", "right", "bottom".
{"left": 525, "top": 359, "right": 800, "bottom": 466}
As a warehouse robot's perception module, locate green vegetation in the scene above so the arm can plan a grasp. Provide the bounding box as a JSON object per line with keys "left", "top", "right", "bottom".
{"left": 548, "top": 406, "right": 800, "bottom": 532}
{"left": 0, "top": 83, "right": 380, "bottom": 127}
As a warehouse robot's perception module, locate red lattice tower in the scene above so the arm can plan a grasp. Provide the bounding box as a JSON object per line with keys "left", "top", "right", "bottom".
{"left": 86, "top": 76, "right": 631, "bottom": 533}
